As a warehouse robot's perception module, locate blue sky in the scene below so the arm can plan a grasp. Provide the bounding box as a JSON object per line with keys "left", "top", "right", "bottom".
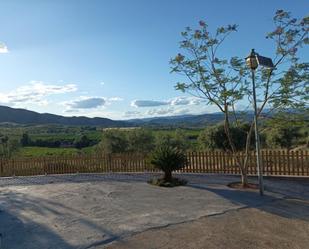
{"left": 0, "top": 0, "right": 308, "bottom": 119}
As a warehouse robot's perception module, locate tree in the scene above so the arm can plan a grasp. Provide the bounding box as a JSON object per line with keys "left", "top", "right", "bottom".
{"left": 127, "top": 129, "right": 155, "bottom": 153}
{"left": 263, "top": 110, "right": 309, "bottom": 149}
{"left": 98, "top": 130, "right": 128, "bottom": 154}
{"left": 150, "top": 145, "right": 187, "bottom": 182}
{"left": 155, "top": 129, "right": 188, "bottom": 151}
{"left": 0, "top": 134, "right": 9, "bottom": 157}
{"left": 20, "top": 133, "right": 31, "bottom": 146}
{"left": 198, "top": 123, "right": 254, "bottom": 151}
{"left": 265, "top": 126, "right": 300, "bottom": 149}
{"left": 0, "top": 135, "right": 20, "bottom": 158}
{"left": 73, "top": 134, "right": 91, "bottom": 149}
{"left": 171, "top": 10, "right": 308, "bottom": 186}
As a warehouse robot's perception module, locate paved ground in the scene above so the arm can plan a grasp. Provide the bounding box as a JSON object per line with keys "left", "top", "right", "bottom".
{"left": 107, "top": 202, "right": 309, "bottom": 249}
{"left": 0, "top": 173, "right": 308, "bottom": 249}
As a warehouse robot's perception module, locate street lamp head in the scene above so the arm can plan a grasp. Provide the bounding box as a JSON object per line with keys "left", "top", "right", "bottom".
{"left": 256, "top": 55, "right": 275, "bottom": 69}
{"left": 246, "top": 49, "right": 258, "bottom": 70}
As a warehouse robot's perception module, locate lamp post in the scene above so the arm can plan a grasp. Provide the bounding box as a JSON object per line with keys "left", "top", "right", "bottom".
{"left": 245, "top": 49, "right": 274, "bottom": 196}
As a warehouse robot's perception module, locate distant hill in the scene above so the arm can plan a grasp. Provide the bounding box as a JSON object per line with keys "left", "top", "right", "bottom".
{"left": 127, "top": 114, "right": 222, "bottom": 127}
{"left": 127, "top": 112, "right": 254, "bottom": 127}
{"left": 0, "top": 105, "right": 129, "bottom": 127}
{"left": 0, "top": 105, "right": 261, "bottom": 128}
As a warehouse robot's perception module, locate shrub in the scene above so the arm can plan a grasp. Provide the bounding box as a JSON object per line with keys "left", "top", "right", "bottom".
{"left": 155, "top": 129, "right": 188, "bottom": 151}
{"left": 150, "top": 146, "right": 187, "bottom": 182}
{"left": 73, "top": 134, "right": 92, "bottom": 149}
{"left": 265, "top": 126, "right": 300, "bottom": 149}
{"left": 127, "top": 129, "right": 155, "bottom": 153}
{"left": 98, "top": 130, "right": 128, "bottom": 153}
{"left": 20, "top": 133, "right": 31, "bottom": 146}
{"left": 198, "top": 123, "right": 254, "bottom": 151}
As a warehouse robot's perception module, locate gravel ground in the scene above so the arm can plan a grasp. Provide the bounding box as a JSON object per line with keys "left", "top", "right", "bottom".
{"left": 0, "top": 173, "right": 308, "bottom": 249}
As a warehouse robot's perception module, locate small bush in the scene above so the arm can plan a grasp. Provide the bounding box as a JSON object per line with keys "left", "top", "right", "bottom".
{"left": 149, "top": 146, "right": 187, "bottom": 186}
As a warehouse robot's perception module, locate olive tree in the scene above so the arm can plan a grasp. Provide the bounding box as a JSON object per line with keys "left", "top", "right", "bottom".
{"left": 198, "top": 123, "right": 254, "bottom": 151}
{"left": 171, "top": 10, "right": 308, "bottom": 186}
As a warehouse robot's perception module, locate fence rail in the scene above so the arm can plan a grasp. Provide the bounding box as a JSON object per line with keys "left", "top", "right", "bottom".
{"left": 0, "top": 150, "right": 308, "bottom": 177}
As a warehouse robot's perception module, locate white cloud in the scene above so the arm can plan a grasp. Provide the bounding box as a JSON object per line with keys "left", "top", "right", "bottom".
{"left": 66, "top": 97, "right": 106, "bottom": 109}
{"left": 27, "top": 81, "right": 77, "bottom": 94}
{"left": 145, "top": 107, "right": 193, "bottom": 116}
{"left": 146, "top": 107, "right": 175, "bottom": 116}
{"left": 123, "top": 107, "right": 192, "bottom": 118}
{"left": 131, "top": 100, "right": 169, "bottom": 107}
{"left": 0, "top": 81, "right": 77, "bottom": 106}
{"left": 63, "top": 96, "right": 122, "bottom": 112}
{"left": 0, "top": 43, "right": 8, "bottom": 53}
{"left": 124, "top": 111, "right": 141, "bottom": 117}
{"left": 131, "top": 96, "right": 202, "bottom": 108}
{"left": 170, "top": 96, "right": 202, "bottom": 106}
{"left": 109, "top": 97, "right": 123, "bottom": 102}
{"left": 125, "top": 96, "right": 207, "bottom": 118}
{"left": 173, "top": 108, "right": 191, "bottom": 115}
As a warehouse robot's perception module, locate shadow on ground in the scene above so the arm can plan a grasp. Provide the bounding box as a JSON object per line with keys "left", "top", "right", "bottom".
{"left": 0, "top": 209, "right": 74, "bottom": 249}
{"left": 188, "top": 183, "right": 309, "bottom": 221}
{"left": 0, "top": 190, "right": 121, "bottom": 249}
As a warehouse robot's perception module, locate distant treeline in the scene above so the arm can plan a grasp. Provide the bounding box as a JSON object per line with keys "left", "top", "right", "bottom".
{"left": 0, "top": 117, "right": 308, "bottom": 158}
{"left": 20, "top": 132, "right": 100, "bottom": 149}
{"left": 95, "top": 121, "right": 309, "bottom": 154}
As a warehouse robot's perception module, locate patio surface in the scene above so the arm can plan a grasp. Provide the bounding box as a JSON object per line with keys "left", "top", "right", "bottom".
{"left": 0, "top": 173, "right": 308, "bottom": 249}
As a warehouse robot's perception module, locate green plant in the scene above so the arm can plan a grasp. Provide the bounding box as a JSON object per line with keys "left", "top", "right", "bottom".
{"left": 265, "top": 126, "right": 300, "bottom": 149}
{"left": 198, "top": 123, "right": 255, "bottom": 151}
{"left": 170, "top": 10, "right": 308, "bottom": 186}
{"left": 155, "top": 129, "right": 188, "bottom": 151}
{"left": 73, "top": 134, "right": 91, "bottom": 149}
{"left": 127, "top": 129, "right": 155, "bottom": 153}
{"left": 150, "top": 146, "right": 187, "bottom": 182}
{"left": 98, "top": 130, "right": 128, "bottom": 153}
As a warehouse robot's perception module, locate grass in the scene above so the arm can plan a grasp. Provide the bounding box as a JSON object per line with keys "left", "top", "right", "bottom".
{"left": 17, "top": 146, "right": 81, "bottom": 157}
{"left": 17, "top": 146, "right": 97, "bottom": 157}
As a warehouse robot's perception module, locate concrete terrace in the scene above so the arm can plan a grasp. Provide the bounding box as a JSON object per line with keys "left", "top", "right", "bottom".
{"left": 0, "top": 173, "right": 308, "bottom": 249}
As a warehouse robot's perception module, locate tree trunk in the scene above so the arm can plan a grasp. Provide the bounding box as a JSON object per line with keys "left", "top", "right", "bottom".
{"left": 223, "top": 104, "right": 250, "bottom": 186}
{"left": 241, "top": 172, "right": 249, "bottom": 187}
{"left": 164, "top": 170, "right": 172, "bottom": 182}
{"left": 243, "top": 125, "right": 253, "bottom": 168}
{"left": 223, "top": 107, "right": 237, "bottom": 154}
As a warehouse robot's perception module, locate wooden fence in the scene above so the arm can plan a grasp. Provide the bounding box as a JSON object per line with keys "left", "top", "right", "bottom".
{"left": 0, "top": 150, "right": 308, "bottom": 177}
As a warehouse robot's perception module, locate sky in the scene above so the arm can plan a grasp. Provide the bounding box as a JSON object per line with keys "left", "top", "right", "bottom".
{"left": 0, "top": 0, "right": 308, "bottom": 120}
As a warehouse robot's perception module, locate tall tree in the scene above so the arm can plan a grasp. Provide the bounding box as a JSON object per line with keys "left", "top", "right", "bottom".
{"left": 171, "top": 10, "right": 308, "bottom": 186}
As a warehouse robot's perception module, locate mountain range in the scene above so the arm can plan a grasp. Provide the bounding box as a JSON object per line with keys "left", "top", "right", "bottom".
{"left": 0, "top": 105, "right": 253, "bottom": 128}
{"left": 0, "top": 105, "right": 127, "bottom": 127}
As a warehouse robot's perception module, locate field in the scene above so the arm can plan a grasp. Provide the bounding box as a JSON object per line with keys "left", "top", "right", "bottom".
{"left": 0, "top": 123, "right": 308, "bottom": 158}
{"left": 0, "top": 124, "right": 102, "bottom": 157}
{"left": 16, "top": 146, "right": 82, "bottom": 157}
{"left": 0, "top": 124, "right": 203, "bottom": 158}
